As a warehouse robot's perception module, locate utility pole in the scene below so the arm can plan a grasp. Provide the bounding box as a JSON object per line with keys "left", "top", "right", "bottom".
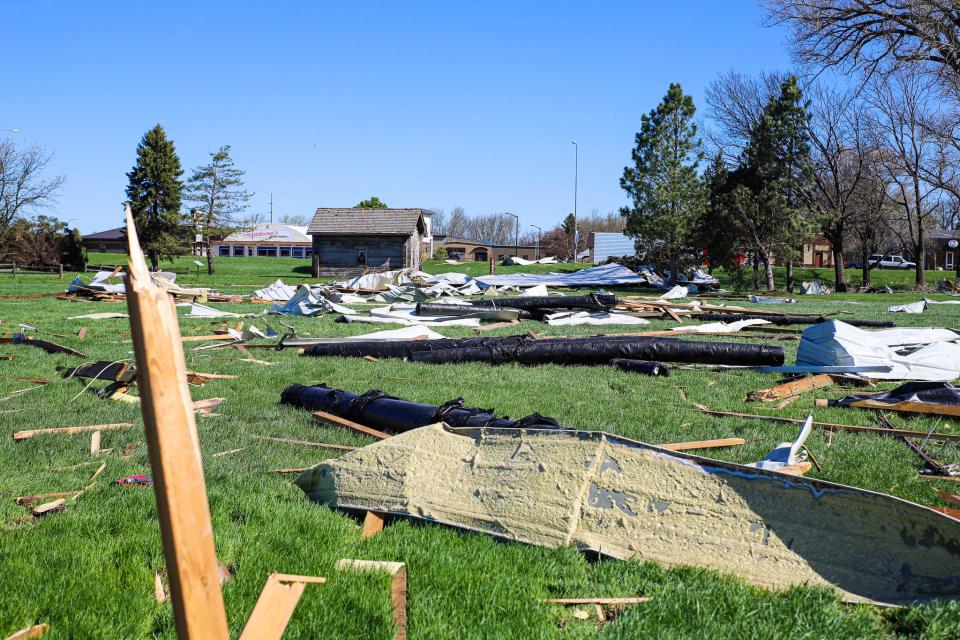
{"left": 505, "top": 212, "right": 519, "bottom": 257}
{"left": 269, "top": 193, "right": 274, "bottom": 224}
{"left": 571, "top": 141, "right": 578, "bottom": 262}
{"left": 530, "top": 225, "right": 542, "bottom": 260}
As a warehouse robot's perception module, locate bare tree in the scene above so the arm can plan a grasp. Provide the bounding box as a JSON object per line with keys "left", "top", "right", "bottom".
{"left": 428, "top": 208, "right": 447, "bottom": 234}
{"left": 846, "top": 149, "right": 892, "bottom": 287}
{"left": 278, "top": 213, "right": 307, "bottom": 225}
{"left": 704, "top": 70, "right": 789, "bottom": 158}
{"left": 0, "top": 139, "right": 65, "bottom": 233}
{"left": 865, "top": 69, "right": 946, "bottom": 287}
{"left": 763, "top": 1, "right": 960, "bottom": 86}
{"left": 447, "top": 206, "right": 468, "bottom": 237}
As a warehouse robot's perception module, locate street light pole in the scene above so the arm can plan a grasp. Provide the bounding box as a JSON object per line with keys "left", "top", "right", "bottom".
{"left": 504, "top": 212, "right": 519, "bottom": 257}
{"left": 571, "top": 141, "right": 578, "bottom": 262}
{"left": 530, "top": 224, "right": 542, "bottom": 260}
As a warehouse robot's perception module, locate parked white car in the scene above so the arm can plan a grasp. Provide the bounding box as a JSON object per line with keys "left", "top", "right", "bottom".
{"left": 868, "top": 254, "right": 916, "bottom": 269}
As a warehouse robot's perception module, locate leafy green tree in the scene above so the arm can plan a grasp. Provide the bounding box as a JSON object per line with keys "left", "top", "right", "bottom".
{"left": 126, "top": 125, "right": 185, "bottom": 270}
{"left": 355, "top": 196, "right": 388, "bottom": 209}
{"left": 60, "top": 227, "right": 87, "bottom": 268}
{"left": 620, "top": 83, "right": 705, "bottom": 284}
{"left": 728, "top": 76, "right": 813, "bottom": 291}
{"left": 185, "top": 145, "right": 252, "bottom": 274}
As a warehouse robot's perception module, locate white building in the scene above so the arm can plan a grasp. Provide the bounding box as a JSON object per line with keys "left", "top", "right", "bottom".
{"left": 212, "top": 223, "right": 313, "bottom": 259}
{"left": 587, "top": 232, "right": 635, "bottom": 264}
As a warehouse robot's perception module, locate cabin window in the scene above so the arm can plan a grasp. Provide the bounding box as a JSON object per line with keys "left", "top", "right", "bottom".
{"left": 356, "top": 248, "right": 367, "bottom": 266}
{"left": 218, "top": 246, "right": 230, "bottom": 257}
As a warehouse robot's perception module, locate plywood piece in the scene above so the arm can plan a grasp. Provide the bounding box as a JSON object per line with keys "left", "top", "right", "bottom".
{"left": 238, "top": 573, "right": 326, "bottom": 640}
{"left": 313, "top": 410, "right": 390, "bottom": 440}
{"left": 749, "top": 374, "right": 834, "bottom": 402}
{"left": 122, "top": 205, "right": 230, "bottom": 639}
{"left": 13, "top": 422, "right": 134, "bottom": 441}
{"left": 658, "top": 438, "right": 745, "bottom": 452}
{"left": 4, "top": 624, "right": 48, "bottom": 640}
{"left": 360, "top": 511, "right": 385, "bottom": 539}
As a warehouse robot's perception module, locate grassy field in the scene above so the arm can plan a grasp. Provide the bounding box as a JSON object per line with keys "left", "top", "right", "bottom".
{"left": 1, "top": 257, "right": 960, "bottom": 638}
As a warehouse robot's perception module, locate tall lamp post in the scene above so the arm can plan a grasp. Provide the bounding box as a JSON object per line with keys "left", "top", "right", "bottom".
{"left": 504, "top": 212, "right": 519, "bottom": 257}
{"left": 530, "top": 224, "right": 542, "bottom": 260}
{"left": 571, "top": 140, "right": 578, "bottom": 262}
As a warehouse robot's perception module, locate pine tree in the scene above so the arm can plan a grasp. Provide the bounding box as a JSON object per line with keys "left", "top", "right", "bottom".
{"left": 126, "top": 125, "right": 185, "bottom": 270}
{"left": 620, "top": 83, "right": 705, "bottom": 284}
{"left": 355, "top": 196, "right": 388, "bottom": 209}
{"left": 695, "top": 152, "right": 741, "bottom": 273}
{"left": 185, "top": 145, "right": 252, "bottom": 275}
{"left": 60, "top": 227, "right": 87, "bottom": 268}
{"left": 729, "top": 76, "right": 813, "bottom": 291}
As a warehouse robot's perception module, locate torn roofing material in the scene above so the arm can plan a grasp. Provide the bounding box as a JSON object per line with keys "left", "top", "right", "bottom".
{"left": 476, "top": 264, "right": 645, "bottom": 288}
{"left": 796, "top": 321, "right": 960, "bottom": 381}
{"left": 294, "top": 423, "right": 960, "bottom": 604}
{"left": 823, "top": 382, "right": 960, "bottom": 417}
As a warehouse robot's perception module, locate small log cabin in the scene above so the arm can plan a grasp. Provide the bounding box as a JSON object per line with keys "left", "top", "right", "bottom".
{"left": 308, "top": 208, "right": 427, "bottom": 277}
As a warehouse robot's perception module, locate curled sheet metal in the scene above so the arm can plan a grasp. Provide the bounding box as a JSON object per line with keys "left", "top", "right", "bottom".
{"left": 296, "top": 424, "right": 960, "bottom": 605}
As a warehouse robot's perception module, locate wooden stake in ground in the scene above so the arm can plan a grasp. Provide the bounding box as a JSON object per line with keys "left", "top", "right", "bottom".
{"left": 123, "top": 205, "right": 230, "bottom": 639}
{"left": 335, "top": 560, "right": 407, "bottom": 640}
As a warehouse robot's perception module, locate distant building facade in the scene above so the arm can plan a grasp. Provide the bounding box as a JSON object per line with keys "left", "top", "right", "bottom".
{"left": 930, "top": 229, "right": 960, "bottom": 271}
{"left": 82, "top": 227, "right": 127, "bottom": 253}
{"left": 801, "top": 235, "right": 834, "bottom": 268}
{"left": 211, "top": 223, "right": 312, "bottom": 258}
{"left": 437, "top": 236, "right": 537, "bottom": 262}
{"left": 586, "top": 232, "right": 634, "bottom": 264}
{"left": 308, "top": 208, "right": 427, "bottom": 277}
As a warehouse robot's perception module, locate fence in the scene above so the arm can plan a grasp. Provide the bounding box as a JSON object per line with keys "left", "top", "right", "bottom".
{"left": 0, "top": 262, "right": 65, "bottom": 278}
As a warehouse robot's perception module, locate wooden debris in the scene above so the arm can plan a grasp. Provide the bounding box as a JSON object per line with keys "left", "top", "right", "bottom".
{"left": 154, "top": 572, "right": 168, "bottom": 603}
{"left": 238, "top": 574, "right": 326, "bottom": 640}
{"left": 212, "top": 447, "right": 244, "bottom": 458}
{"left": 544, "top": 597, "right": 651, "bottom": 606}
{"left": 335, "top": 560, "right": 407, "bottom": 640}
{"left": 13, "top": 377, "right": 50, "bottom": 385}
{"left": 217, "top": 559, "right": 232, "bottom": 585}
{"left": 31, "top": 499, "right": 66, "bottom": 517}
{"left": 180, "top": 334, "right": 236, "bottom": 343}
{"left": 13, "top": 422, "right": 134, "bottom": 441}
{"left": 270, "top": 468, "right": 309, "bottom": 474}
{"left": 936, "top": 489, "right": 960, "bottom": 506}
{"left": 777, "top": 462, "right": 813, "bottom": 476}
{"left": 16, "top": 491, "right": 77, "bottom": 506}
{"left": 90, "top": 431, "right": 101, "bottom": 455}
{"left": 749, "top": 374, "right": 835, "bottom": 402}
{"left": 192, "top": 397, "right": 225, "bottom": 414}
{"left": 802, "top": 445, "right": 823, "bottom": 472}
{"left": 815, "top": 398, "right": 960, "bottom": 418}
{"left": 60, "top": 361, "right": 134, "bottom": 382}
{"left": 123, "top": 205, "right": 230, "bottom": 638}
{"left": 0, "top": 335, "right": 84, "bottom": 357}
{"left": 360, "top": 511, "right": 385, "bottom": 539}
{"left": 0, "top": 355, "right": 13, "bottom": 361}
{"left": 931, "top": 506, "right": 960, "bottom": 520}
{"left": 658, "top": 437, "right": 745, "bottom": 452}
{"left": 4, "top": 624, "right": 49, "bottom": 640}
{"left": 253, "top": 435, "right": 356, "bottom": 451}
{"left": 76, "top": 327, "right": 88, "bottom": 340}
{"left": 696, "top": 406, "right": 960, "bottom": 443}
{"left": 313, "top": 410, "right": 390, "bottom": 440}
{"left": 363, "top": 355, "right": 379, "bottom": 362}
{"left": 475, "top": 319, "right": 521, "bottom": 333}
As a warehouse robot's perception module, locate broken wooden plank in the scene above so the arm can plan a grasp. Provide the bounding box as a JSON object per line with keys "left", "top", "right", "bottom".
{"left": 238, "top": 574, "right": 326, "bottom": 640}
{"left": 16, "top": 491, "right": 77, "bottom": 506}
{"left": 658, "top": 437, "right": 745, "bottom": 452}
{"left": 360, "top": 511, "right": 385, "bottom": 539}
{"left": 123, "top": 204, "right": 230, "bottom": 639}
{"left": 76, "top": 327, "right": 88, "bottom": 340}
{"left": 4, "top": 623, "right": 49, "bottom": 640}
{"left": 475, "top": 319, "right": 521, "bottom": 333}
{"left": 0, "top": 335, "right": 84, "bottom": 357}
{"left": 211, "top": 447, "right": 244, "bottom": 458}
{"left": 936, "top": 489, "right": 960, "bottom": 506}
{"left": 749, "top": 374, "right": 835, "bottom": 402}
{"left": 192, "top": 397, "right": 226, "bottom": 414}
{"left": 13, "top": 422, "right": 134, "bottom": 441}
{"left": 90, "top": 430, "right": 101, "bottom": 455}
{"left": 696, "top": 406, "right": 960, "bottom": 443}
{"left": 32, "top": 499, "right": 65, "bottom": 517}
{"left": 253, "top": 435, "right": 356, "bottom": 451}
{"left": 335, "top": 560, "right": 406, "bottom": 640}
{"left": 931, "top": 506, "right": 960, "bottom": 520}
{"left": 313, "top": 410, "right": 390, "bottom": 441}
{"left": 180, "top": 334, "right": 237, "bottom": 343}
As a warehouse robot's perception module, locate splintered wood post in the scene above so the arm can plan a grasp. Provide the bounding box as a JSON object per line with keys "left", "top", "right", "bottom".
{"left": 748, "top": 374, "right": 835, "bottom": 402}
{"left": 313, "top": 410, "right": 390, "bottom": 440}
{"left": 336, "top": 559, "right": 407, "bottom": 640}
{"left": 90, "top": 430, "right": 101, "bottom": 455}
{"left": 238, "top": 574, "right": 326, "bottom": 640}
{"left": 123, "top": 205, "right": 230, "bottom": 639}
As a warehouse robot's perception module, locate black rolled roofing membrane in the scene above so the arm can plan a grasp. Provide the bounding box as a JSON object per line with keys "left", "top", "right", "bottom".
{"left": 467, "top": 293, "right": 618, "bottom": 311}
{"left": 301, "top": 335, "right": 529, "bottom": 359}
{"left": 828, "top": 382, "right": 960, "bottom": 408}
{"left": 611, "top": 358, "right": 670, "bottom": 377}
{"left": 414, "top": 303, "right": 532, "bottom": 320}
{"left": 694, "top": 312, "right": 895, "bottom": 328}
{"left": 281, "top": 383, "right": 560, "bottom": 433}
{"left": 409, "top": 336, "right": 784, "bottom": 367}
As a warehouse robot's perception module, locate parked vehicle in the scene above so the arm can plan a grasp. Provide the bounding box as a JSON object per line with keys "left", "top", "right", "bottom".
{"left": 847, "top": 254, "right": 916, "bottom": 269}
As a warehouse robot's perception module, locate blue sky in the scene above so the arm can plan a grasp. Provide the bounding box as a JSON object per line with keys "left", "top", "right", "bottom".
{"left": 5, "top": 1, "right": 792, "bottom": 233}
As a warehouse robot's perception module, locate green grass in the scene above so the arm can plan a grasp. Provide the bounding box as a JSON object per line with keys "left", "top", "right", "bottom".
{"left": 1, "top": 258, "right": 960, "bottom": 638}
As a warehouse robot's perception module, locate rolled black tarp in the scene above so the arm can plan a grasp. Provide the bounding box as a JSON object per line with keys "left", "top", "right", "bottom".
{"left": 611, "top": 358, "right": 669, "bottom": 376}
{"left": 415, "top": 303, "right": 530, "bottom": 320}
{"left": 826, "top": 382, "right": 960, "bottom": 409}
{"left": 468, "top": 294, "right": 618, "bottom": 311}
{"left": 410, "top": 336, "right": 784, "bottom": 367}
{"left": 694, "top": 313, "right": 895, "bottom": 328}
{"left": 281, "top": 383, "right": 560, "bottom": 433}
{"left": 301, "top": 335, "right": 529, "bottom": 359}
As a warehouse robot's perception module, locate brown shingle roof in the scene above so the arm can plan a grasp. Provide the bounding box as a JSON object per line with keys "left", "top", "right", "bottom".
{"left": 308, "top": 208, "right": 425, "bottom": 236}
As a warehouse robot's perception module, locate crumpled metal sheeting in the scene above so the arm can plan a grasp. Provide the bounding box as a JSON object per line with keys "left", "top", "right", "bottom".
{"left": 469, "top": 294, "right": 618, "bottom": 311}
{"left": 414, "top": 303, "right": 526, "bottom": 321}
{"left": 281, "top": 383, "right": 560, "bottom": 433}
{"left": 271, "top": 285, "right": 357, "bottom": 316}
{"left": 476, "top": 264, "right": 645, "bottom": 288}
{"left": 409, "top": 336, "right": 784, "bottom": 367}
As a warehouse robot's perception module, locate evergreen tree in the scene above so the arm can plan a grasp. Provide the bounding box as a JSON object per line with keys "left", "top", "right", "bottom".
{"left": 355, "top": 196, "right": 388, "bottom": 209}
{"left": 620, "top": 83, "right": 705, "bottom": 284}
{"left": 60, "top": 227, "right": 87, "bottom": 268}
{"left": 185, "top": 145, "right": 252, "bottom": 275}
{"left": 126, "top": 124, "right": 185, "bottom": 270}
{"left": 729, "top": 76, "right": 813, "bottom": 291}
{"left": 695, "top": 152, "right": 741, "bottom": 273}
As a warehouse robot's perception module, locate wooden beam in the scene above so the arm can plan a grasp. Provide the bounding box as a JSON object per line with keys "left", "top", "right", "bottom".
{"left": 123, "top": 205, "right": 230, "bottom": 639}
{"left": 697, "top": 406, "right": 960, "bottom": 443}
{"left": 4, "top": 624, "right": 48, "bottom": 640}
{"left": 360, "top": 511, "right": 385, "bottom": 539}
{"left": 748, "top": 374, "right": 835, "bottom": 402}
{"left": 313, "top": 410, "right": 390, "bottom": 440}
{"left": 12, "top": 423, "right": 134, "bottom": 441}
{"left": 180, "top": 334, "right": 236, "bottom": 343}
{"left": 658, "top": 437, "right": 745, "bottom": 452}
{"left": 238, "top": 574, "right": 326, "bottom": 640}
{"left": 253, "top": 435, "right": 356, "bottom": 451}
{"left": 815, "top": 398, "right": 960, "bottom": 418}
{"left": 335, "top": 560, "right": 407, "bottom": 640}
